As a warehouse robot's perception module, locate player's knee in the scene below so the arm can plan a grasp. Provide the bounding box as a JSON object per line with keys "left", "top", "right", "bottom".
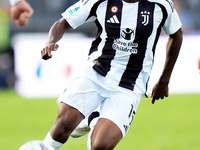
{"left": 91, "top": 138, "right": 116, "bottom": 150}
{"left": 52, "top": 103, "right": 83, "bottom": 139}
{"left": 91, "top": 143, "right": 114, "bottom": 150}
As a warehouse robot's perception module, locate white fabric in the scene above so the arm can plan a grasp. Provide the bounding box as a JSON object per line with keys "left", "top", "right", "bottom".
{"left": 57, "top": 63, "right": 142, "bottom": 137}
{"left": 43, "top": 132, "right": 63, "bottom": 150}
{"left": 9, "top": 0, "right": 20, "bottom": 6}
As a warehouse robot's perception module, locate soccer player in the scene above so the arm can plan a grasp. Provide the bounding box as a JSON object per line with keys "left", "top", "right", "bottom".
{"left": 41, "top": 0, "right": 183, "bottom": 149}
{"left": 9, "top": 0, "right": 33, "bottom": 26}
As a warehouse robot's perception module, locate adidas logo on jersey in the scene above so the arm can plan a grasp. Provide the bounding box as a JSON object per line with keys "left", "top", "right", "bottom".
{"left": 107, "top": 15, "right": 119, "bottom": 24}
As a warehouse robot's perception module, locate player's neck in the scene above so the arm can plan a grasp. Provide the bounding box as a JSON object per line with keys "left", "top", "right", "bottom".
{"left": 123, "top": 0, "right": 140, "bottom": 3}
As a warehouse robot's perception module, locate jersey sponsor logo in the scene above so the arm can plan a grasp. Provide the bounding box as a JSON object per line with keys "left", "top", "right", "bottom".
{"left": 112, "top": 39, "right": 138, "bottom": 54}
{"left": 106, "top": 15, "right": 119, "bottom": 23}
{"left": 68, "top": 6, "right": 81, "bottom": 15}
{"left": 111, "top": 6, "right": 118, "bottom": 13}
{"left": 121, "top": 28, "right": 134, "bottom": 40}
{"left": 141, "top": 11, "right": 150, "bottom": 26}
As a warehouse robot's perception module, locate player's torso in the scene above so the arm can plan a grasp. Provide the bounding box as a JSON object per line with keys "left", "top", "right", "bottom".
{"left": 86, "top": 0, "right": 169, "bottom": 91}
{"left": 92, "top": 0, "right": 164, "bottom": 62}
{"left": 63, "top": 0, "right": 177, "bottom": 91}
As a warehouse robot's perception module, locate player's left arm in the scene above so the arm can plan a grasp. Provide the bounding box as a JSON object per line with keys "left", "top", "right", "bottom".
{"left": 151, "top": 28, "right": 183, "bottom": 104}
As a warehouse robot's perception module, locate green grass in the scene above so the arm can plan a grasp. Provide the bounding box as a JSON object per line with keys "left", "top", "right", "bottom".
{"left": 0, "top": 89, "right": 200, "bottom": 150}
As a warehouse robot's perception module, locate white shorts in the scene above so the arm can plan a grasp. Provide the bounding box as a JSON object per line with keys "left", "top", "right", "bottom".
{"left": 57, "top": 66, "right": 142, "bottom": 137}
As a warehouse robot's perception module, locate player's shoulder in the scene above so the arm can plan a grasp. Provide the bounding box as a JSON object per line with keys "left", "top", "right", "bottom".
{"left": 80, "top": 0, "right": 106, "bottom": 7}
{"left": 147, "top": 0, "right": 175, "bottom": 12}
{"left": 147, "top": 0, "right": 173, "bottom": 5}
{"left": 81, "top": 0, "right": 106, "bottom": 4}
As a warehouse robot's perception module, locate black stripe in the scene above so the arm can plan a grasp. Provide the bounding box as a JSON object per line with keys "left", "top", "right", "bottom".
{"left": 93, "top": 0, "right": 122, "bottom": 76}
{"left": 86, "top": 0, "right": 105, "bottom": 20}
{"left": 89, "top": 20, "right": 102, "bottom": 55}
{"left": 119, "top": 0, "right": 155, "bottom": 90}
{"left": 152, "top": 3, "right": 167, "bottom": 57}
{"left": 144, "top": 76, "right": 150, "bottom": 97}
{"left": 105, "top": 0, "right": 122, "bottom": 38}
{"left": 156, "top": 3, "right": 168, "bottom": 27}
{"left": 86, "top": 0, "right": 105, "bottom": 55}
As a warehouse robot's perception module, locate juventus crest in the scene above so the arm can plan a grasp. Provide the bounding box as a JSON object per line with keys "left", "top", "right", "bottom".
{"left": 141, "top": 11, "right": 150, "bottom": 26}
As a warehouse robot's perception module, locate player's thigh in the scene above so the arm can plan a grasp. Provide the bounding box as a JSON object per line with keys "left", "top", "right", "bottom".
{"left": 57, "top": 76, "right": 103, "bottom": 117}
{"left": 91, "top": 118, "right": 122, "bottom": 150}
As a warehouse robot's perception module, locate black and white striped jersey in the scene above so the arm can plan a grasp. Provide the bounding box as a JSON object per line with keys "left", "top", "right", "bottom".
{"left": 62, "top": 0, "right": 182, "bottom": 94}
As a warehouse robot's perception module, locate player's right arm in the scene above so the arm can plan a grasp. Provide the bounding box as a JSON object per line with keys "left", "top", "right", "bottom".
{"left": 41, "top": 18, "right": 72, "bottom": 60}
{"left": 42, "top": 0, "right": 97, "bottom": 60}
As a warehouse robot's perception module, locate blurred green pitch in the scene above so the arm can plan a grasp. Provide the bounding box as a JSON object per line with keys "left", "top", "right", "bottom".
{"left": 0, "top": 89, "right": 200, "bottom": 150}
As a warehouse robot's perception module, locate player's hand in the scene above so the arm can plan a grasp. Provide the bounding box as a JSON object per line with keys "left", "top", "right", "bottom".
{"left": 41, "top": 43, "right": 59, "bottom": 60}
{"left": 151, "top": 81, "right": 168, "bottom": 104}
{"left": 10, "top": 0, "right": 34, "bottom": 26}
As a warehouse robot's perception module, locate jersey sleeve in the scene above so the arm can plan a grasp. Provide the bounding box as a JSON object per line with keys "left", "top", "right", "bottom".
{"left": 162, "top": 0, "right": 182, "bottom": 35}
{"left": 61, "top": 0, "right": 97, "bottom": 29}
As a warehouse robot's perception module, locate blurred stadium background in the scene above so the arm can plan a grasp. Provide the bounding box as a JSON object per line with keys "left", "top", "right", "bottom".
{"left": 0, "top": 0, "right": 200, "bottom": 149}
